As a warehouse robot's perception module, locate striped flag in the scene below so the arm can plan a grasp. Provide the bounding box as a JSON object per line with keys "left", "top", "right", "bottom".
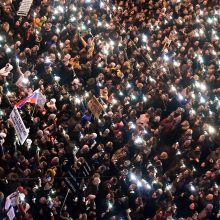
{"left": 15, "top": 90, "right": 46, "bottom": 109}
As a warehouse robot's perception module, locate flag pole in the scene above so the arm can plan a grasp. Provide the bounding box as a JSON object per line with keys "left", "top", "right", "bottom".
{"left": 31, "top": 103, "right": 37, "bottom": 118}
{"left": 59, "top": 189, "right": 70, "bottom": 215}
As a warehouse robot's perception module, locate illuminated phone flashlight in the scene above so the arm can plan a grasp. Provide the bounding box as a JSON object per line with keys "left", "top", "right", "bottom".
{"left": 149, "top": 76, "right": 156, "bottom": 82}
{"left": 75, "top": 96, "right": 81, "bottom": 104}
{"left": 137, "top": 180, "right": 143, "bottom": 187}
{"left": 119, "top": 91, "right": 123, "bottom": 96}
{"left": 131, "top": 94, "right": 136, "bottom": 100}
{"left": 166, "top": 184, "right": 172, "bottom": 190}
{"left": 173, "top": 60, "right": 180, "bottom": 67}
{"left": 100, "top": 1, "right": 104, "bottom": 8}
{"left": 171, "top": 85, "right": 177, "bottom": 92}
{"left": 163, "top": 54, "right": 169, "bottom": 61}
{"left": 70, "top": 16, "right": 76, "bottom": 22}
{"left": 200, "top": 96, "right": 205, "bottom": 103}
{"left": 143, "top": 129, "right": 147, "bottom": 134}
{"left": 208, "top": 125, "right": 215, "bottom": 134}
{"left": 176, "top": 150, "right": 181, "bottom": 155}
{"left": 207, "top": 17, "right": 212, "bottom": 23}
{"left": 45, "top": 56, "right": 51, "bottom": 63}
{"left": 190, "top": 184, "right": 196, "bottom": 192}
{"left": 0, "top": 36, "right": 3, "bottom": 41}
{"left": 142, "top": 34, "right": 147, "bottom": 42}
{"left": 129, "top": 122, "right": 136, "bottom": 129}
{"left": 143, "top": 96, "right": 147, "bottom": 102}
{"left": 57, "top": 5, "right": 64, "bottom": 13}
{"left": 130, "top": 173, "right": 137, "bottom": 181}
{"left": 190, "top": 109, "right": 196, "bottom": 115}
{"left": 6, "top": 47, "right": 11, "bottom": 53}
{"left": 54, "top": 76, "right": 60, "bottom": 82}
{"left": 97, "top": 21, "right": 102, "bottom": 27}
{"left": 108, "top": 202, "right": 113, "bottom": 209}
{"left": 146, "top": 182, "right": 151, "bottom": 190}
{"left": 7, "top": 91, "right": 11, "bottom": 96}
{"left": 22, "top": 78, "right": 29, "bottom": 84}
{"left": 81, "top": 24, "right": 86, "bottom": 30}
{"left": 16, "top": 57, "right": 19, "bottom": 63}
{"left": 84, "top": 92, "right": 89, "bottom": 98}
{"left": 110, "top": 40, "right": 114, "bottom": 46}
{"left": 19, "top": 193, "right": 25, "bottom": 202}
{"left": 112, "top": 98, "right": 117, "bottom": 105}
{"left": 178, "top": 93, "right": 184, "bottom": 101}
{"left": 200, "top": 83, "right": 206, "bottom": 91}
{"left": 126, "top": 82, "right": 131, "bottom": 88}
{"left": 56, "top": 28, "right": 60, "bottom": 34}
{"left": 134, "top": 136, "right": 144, "bottom": 145}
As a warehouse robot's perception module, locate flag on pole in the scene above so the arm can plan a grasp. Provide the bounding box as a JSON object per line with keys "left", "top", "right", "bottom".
{"left": 15, "top": 90, "right": 46, "bottom": 109}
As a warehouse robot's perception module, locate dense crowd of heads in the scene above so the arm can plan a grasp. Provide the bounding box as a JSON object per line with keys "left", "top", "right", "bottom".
{"left": 0, "top": 0, "right": 219, "bottom": 219}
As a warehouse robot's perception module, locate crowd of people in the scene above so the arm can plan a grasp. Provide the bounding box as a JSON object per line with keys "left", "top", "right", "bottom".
{"left": 0, "top": 0, "right": 219, "bottom": 219}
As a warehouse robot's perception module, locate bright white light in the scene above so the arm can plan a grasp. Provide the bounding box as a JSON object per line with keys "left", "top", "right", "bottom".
{"left": 198, "top": 55, "right": 203, "bottom": 63}
{"left": 146, "top": 183, "right": 151, "bottom": 190}
{"left": 70, "top": 17, "right": 76, "bottom": 22}
{"left": 112, "top": 98, "right": 117, "bottom": 105}
{"left": 131, "top": 94, "right": 136, "bottom": 100}
{"left": 190, "top": 109, "right": 196, "bottom": 115}
{"left": 200, "top": 96, "right": 205, "bottom": 103}
{"left": 81, "top": 25, "right": 86, "bottom": 30}
{"left": 199, "top": 29, "right": 204, "bottom": 35}
{"left": 85, "top": 92, "right": 89, "bottom": 98}
{"left": 143, "top": 96, "right": 147, "bottom": 102}
{"left": 22, "top": 78, "right": 29, "bottom": 84}
{"left": 163, "top": 54, "right": 169, "bottom": 61}
{"left": 173, "top": 60, "right": 180, "bottom": 67}
{"left": 190, "top": 185, "right": 196, "bottom": 191}
{"left": 207, "top": 17, "right": 212, "bottom": 24}
{"left": 178, "top": 93, "right": 184, "bottom": 101}
{"left": 75, "top": 97, "right": 81, "bottom": 104}
{"left": 200, "top": 83, "right": 206, "bottom": 91}
{"left": 57, "top": 6, "right": 64, "bottom": 13}
{"left": 119, "top": 91, "right": 123, "bottom": 96}
{"left": 134, "top": 136, "right": 144, "bottom": 145}
{"left": 100, "top": 1, "right": 104, "bottom": 8}
{"left": 166, "top": 184, "right": 172, "bottom": 190}
{"left": 130, "top": 173, "right": 137, "bottom": 181}
{"left": 127, "top": 83, "right": 131, "bottom": 88}
{"left": 0, "top": 36, "right": 3, "bottom": 41}
{"left": 176, "top": 150, "right": 181, "bottom": 155}
{"left": 19, "top": 193, "right": 25, "bottom": 202}
{"left": 137, "top": 180, "right": 143, "bottom": 187}
{"left": 130, "top": 122, "right": 136, "bottom": 129}
{"left": 6, "top": 48, "right": 11, "bottom": 53}
{"left": 7, "top": 91, "right": 11, "bottom": 96}
{"left": 108, "top": 202, "right": 113, "bottom": 209}
{"left": 142, "top": 34, "right": 147, "bottom": 42}
{"left": 97, "top": 21, "right": 102, "bottom": 27}
{"left": 208, "top": 125, "right": 215, "bottom": 134}
{"left": 110, "top": 40, "right": 114, "bottom": 46}
{"left": 45, "top": 57, "right": 51, "bottom": 63}
{"left": 72, "top": 6, "right": 76, "bottom": 11}
{"left": 54, "top": 76, "right": 60, "bottom": 81}
{"left": 171, "top": 85, "right": 177, "bottom": 92}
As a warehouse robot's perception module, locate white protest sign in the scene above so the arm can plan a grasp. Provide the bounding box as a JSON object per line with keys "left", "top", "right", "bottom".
{"left": 7, "top": 206, "right": 15, "bottom": 220}
{"left": 10, "top": 106, "right": 29, "bottom": 145}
